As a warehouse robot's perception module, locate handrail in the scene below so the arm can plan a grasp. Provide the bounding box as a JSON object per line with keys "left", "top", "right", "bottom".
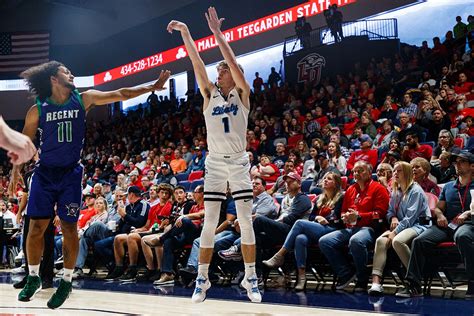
{"left": 284, "top": 18, "right": 398, "bottom": 56}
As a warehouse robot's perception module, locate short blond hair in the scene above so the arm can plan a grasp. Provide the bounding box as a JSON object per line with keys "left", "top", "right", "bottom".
{"left": 217, "top": 61, "right": 244, "bottom": 74}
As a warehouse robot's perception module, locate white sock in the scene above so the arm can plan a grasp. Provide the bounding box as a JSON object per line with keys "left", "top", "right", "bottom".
{"left": 63, "top": 268, "right": 73, "bottom": 282}
{"left": 244, "top": 262, "right": 256, "bottom": 279}
{"left": 29, "top": 264, "right": 40, "bottom": 277}
{"left": 198, "top": 263, "right": 209, "bottom": 279}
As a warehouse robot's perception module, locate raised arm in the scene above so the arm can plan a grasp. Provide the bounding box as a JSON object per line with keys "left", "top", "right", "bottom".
{"left": 205, "top": 7, "right": 250, "bottom": 103}
{"left": 81, "top": 70, "right": 171, "bottom": 112}
{"left": 167, "top": 20, "right": 214, "bottom": 100}
{"left": 0, "top": 114, "right": 36, "bottom": 165}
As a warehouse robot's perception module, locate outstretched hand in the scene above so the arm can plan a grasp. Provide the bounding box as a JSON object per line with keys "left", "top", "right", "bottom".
{"left": 205, "top": 6, "right": 225, "bottom": 34}
{"left": 152, "top": 70, "right": 171, "bottom": 91}
{"left": 167, "top": 20, "right": 188, "bottom": 34}
{"left": 0, "top": 118, "right": 36, "bottom": 165}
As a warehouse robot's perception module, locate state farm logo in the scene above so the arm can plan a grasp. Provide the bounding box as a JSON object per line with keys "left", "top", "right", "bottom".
{"left": 176, "top": 48, "right": 187, "bottom": 59}
{"left": 296, "top": 53, "right": 325, "bottom": 85}
{"left": 104, "top": 72, "right": 112, "bottom": 82}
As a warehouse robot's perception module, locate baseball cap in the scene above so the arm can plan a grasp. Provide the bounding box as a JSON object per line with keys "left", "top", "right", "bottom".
{"left": 359, "top": 134, "right": 373, "bottom": 143}
{"left": 450, "top": 150, "right": 474, "bottom": 163}
{"left": 84, "top": 192, "right": 96, "bottom": 199}
{"left": 194, "top": 146, "right": 202, "bottom": 151}
{"left": 127, "top": 186, "right": 142, "bottom": 195}
{"left": 161, "top": 162, "right": 170, "bottom": 169}
{"left": 317, "top": 151, "right": 329, "bottom": 160}
{"left": 283, "top": 172, "right": 302, "bottom": 183}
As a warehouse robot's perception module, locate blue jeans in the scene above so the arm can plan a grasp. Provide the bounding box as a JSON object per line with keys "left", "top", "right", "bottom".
{"left": 186, "top": 230, "right": 239, "bottom": 269}
{"left": 319, "top": 227, "right": 375, "bottom": 282}
{"left": 283, "top": 220, "right": 336, "bottom": 268}
{"left": 94, "top": 236, "right": 115, "bottom": 266}
{"left": 76, "top": 222, "right": 111, "bottom": 268}
{"left": 161, "top": 218, "right": 200, "bottom": 273}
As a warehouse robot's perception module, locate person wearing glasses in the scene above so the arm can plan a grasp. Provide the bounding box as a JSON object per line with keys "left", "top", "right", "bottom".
{"left": 431, "top": 130, "right": 460, "bottom": 163}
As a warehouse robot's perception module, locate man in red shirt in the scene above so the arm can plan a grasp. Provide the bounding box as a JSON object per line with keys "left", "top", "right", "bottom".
{"left": 319, "top": 161, "right": 389, "bottom": 292}
{"left": 347, "top": 135, "right": 378, "bottom": 171}
{"left": 401, "top": 131, "right": 432, "bottom": 162}
{"left": 454, "top": 72, "right": 474, "bottom": 101}
{"left": 78, "top": 193, "right": 96, "bottom": 229}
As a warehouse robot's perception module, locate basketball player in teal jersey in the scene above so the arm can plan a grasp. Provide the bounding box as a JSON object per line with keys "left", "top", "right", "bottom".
{"left": 167, "top": 7, "right": 261, "bottom": 303}
{"left": 10, "top": 61, "right": 170, "bottom": 309}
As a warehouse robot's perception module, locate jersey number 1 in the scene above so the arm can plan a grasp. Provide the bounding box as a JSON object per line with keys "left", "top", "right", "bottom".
{"left": 222, "top": 117, "right": 230, "bottom": 133}
{"left": 57, "top": 121, "right": 73, "bottom": 142}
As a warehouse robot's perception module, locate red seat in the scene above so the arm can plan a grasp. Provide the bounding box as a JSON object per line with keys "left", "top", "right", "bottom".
{"left": 188, "top": 170, "right": 204, "bottom": 182}
{"left": 265, "top": 183, "right": 275, "bottom": 190}
{"left": 308, "top": 194, "right": 318, "bottom": 204}
{"left": 454, "top": 137, "right": 464, "bottom": 149}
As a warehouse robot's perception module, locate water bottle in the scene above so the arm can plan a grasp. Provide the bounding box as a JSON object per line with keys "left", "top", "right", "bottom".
{"left": 152, "top": 223, "right": 159, "bottom": 233}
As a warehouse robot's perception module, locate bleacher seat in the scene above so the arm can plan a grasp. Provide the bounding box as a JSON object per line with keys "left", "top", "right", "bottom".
{"left": 421, "top": 141, "right": 436, "bottom": 149}
{"left": 189, "top": 179, "right": 204, "bottom": 191}
{"left": 175, "top": 173, "right": 188, "bottom": 182}
{"left": 454, "top": 137, "right": 464, "bottom": 149}
{"left": 188, "top": 170, "right": 204, "bottom": 182}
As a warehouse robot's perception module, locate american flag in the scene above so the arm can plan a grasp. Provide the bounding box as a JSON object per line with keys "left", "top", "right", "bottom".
{"left": 0, "top": 32, "right": 50, "bottom": 74}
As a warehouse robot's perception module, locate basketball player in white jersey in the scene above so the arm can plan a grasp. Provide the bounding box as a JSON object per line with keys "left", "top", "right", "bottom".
{"left": 167, "top": 7, "right": 261, "bottom": 303}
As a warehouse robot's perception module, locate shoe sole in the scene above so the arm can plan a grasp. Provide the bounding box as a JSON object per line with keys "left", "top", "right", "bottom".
{"left": 47, "top": 291, "right": 71, "bottom": 309}
{"left": 153, "top": 280, "right": 175, "bottom": 286}
{"left": 18, "top": 285, "right": 42, "bottom": 302}
{"left": 218, "top": 253, "right": 243, "bottom": 261}
{"left": 241, "top": 280, "right": 262, "bottom": 303}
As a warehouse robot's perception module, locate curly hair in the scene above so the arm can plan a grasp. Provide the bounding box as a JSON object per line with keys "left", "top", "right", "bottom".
{"left": 20, "top": 61, "right": 64, "bottom": 101}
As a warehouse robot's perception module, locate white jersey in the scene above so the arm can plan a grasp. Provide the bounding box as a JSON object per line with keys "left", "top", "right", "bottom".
{"left": 204, "top": 86, "right": 249, "bottom": 155}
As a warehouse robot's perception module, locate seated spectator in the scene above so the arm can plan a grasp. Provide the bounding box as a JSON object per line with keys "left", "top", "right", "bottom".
{"left": 99, "top": 186, "right": 150, "bottom": 279}
{"left": 181, "top": 145, "right": 193, "bottom": 166}
{"left": 302, "top": 147, "right": 319, "bottom": 180}
{"left": 396, "top": 93, "right": 418, "bottom": 121}
{"left": 263, "top": 172, "right": 344, "bottom": 291}
{"left": 327, "top": 141, "right": 347, "bottom": 175}
{"left": 268, "top": 160, "right": 295, "bottom": 197}
{"left": 454, "top": 72, "right": 474, "bottom": 101}
{"left": 375, "top": 163, "right": 394, "bottom": 191}
{"left": 374, "top": 120, "right": 397, "bottom": 155}
{"left": 431, "top": 129, "right": 461, "bottom": 162}
{"left": 251, "top": 154, "right": 280, "bottom": 183}
{"left": 399, "top": 151, "right": 474, "bottom": 298}
{"left": 155, "top": 163, "right": 178, "bottom": 186}
{"left": 72, "top": 189, "right": 126, "bottom": 277}
{"left": 432, "top": 151, "right": 456, "bottom": 184}
{"left": 420, "top": 109, "right": 451, "bottom": 143}
{"left": 410, "top": 157, "right": 441, "bottom": 196}
{"left": 310, "top": 152, "right": 341, "bottom": 194}
{"left": 252, "top": 172, "right": 312, "bottom": 275}
{"left": 288, "top": 150, "right": 304, "bottom": 175}
{"left": 397, "top": 112, "right": 426, "bottom": 143}
{"left": 380, "top": 139, "right": 402, "bottom": 166}
{"left": 112, "top": 184, "right": 173, "bottom": 281}
{"left": 170, "top": 149, "right": 187, "bottom": 174}
{"left": 347, "top": 135, "right": 378, "bottom": 171}
{"left": 378, "top": 100, "right": 397, "bottom": 123}
{"left": 272, "top": 142, "right": 288, "bottom": 169}
{"left": 319, "top": 161, "right": 389, "bottom": 292}
{"left": 179, "top": 193, "right": 238, "bottom": 281}
{"left": 401, "top": 131, "right": 433, "bottom": 162}
{"left": 368, "top": 162, "right": 431, "bottom": 295}
{"left": 149, "top": 185, "right": 205, "bottom": 285}
{"left": 78, "top": 193, "right": 97, "bottom": 230}
{"left": 186, "top": 147, "right": 206, "bottom": 174}
{"left": 329, "top": 133, "right": 351, "bottom": 159}
{"left": 360, "top": 112, "right": 377, "bottom": 139}
{"left": 128, "top": 170, "right": 144, "bottom": 191}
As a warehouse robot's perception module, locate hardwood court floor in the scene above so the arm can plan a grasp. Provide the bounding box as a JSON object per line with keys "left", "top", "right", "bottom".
{"left": 1, "top": 272, "right": 473, "bottom": 315}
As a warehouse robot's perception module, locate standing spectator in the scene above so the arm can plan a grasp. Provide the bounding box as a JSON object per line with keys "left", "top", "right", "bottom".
{"left": 267, "top": 67, "right": 281, "bottom": 87}
{"left": 252, "top": 72, "right": 264, "bottom": 93}
{"left": 319, "top": 161, "right": 389, "bottom": 291}
{"left": 453, "top": 16, "right": 468, "bottom": 53}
